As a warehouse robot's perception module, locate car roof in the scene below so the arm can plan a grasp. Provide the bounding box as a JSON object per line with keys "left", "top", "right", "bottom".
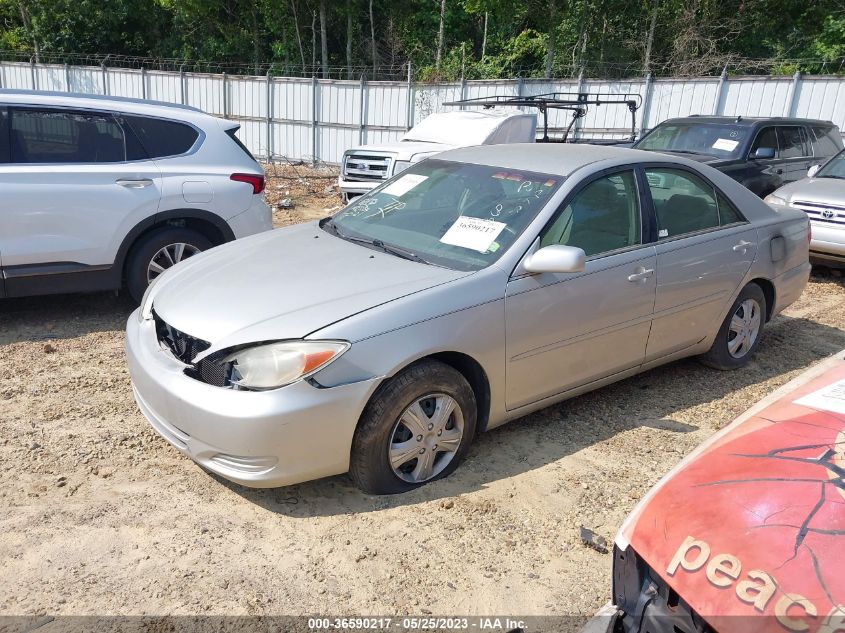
{"left": 436, "top": 143, "right": 683, "bottom": 176}
{"left": 659, "top": 115, "right": 836, "bottom": 128}
{"left": 0, "top": 89, "right": 220, "bottom": 124}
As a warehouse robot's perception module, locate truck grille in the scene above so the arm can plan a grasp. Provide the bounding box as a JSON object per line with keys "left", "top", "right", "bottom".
{"left": 793, "top": 200, "right": 845, "bottom": 226}
{"left": 153, "top": 311, "right": 232, "bottom": 388}
{"left": 342, "top": 153, "right": 392, "bottom": 181}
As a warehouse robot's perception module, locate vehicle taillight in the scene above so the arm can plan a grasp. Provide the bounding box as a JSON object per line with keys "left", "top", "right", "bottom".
{"left": 230, "top": 173, "right": 266, "bottom": 194}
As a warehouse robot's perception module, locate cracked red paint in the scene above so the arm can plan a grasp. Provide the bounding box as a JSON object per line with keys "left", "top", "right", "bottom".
{"left": 619, "top": 356, "right": 845, "bottom": 632}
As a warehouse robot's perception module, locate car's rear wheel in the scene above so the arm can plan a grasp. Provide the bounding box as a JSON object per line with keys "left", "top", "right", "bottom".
{"left": 350, "top": 360, "right": 477, "bottom": 494}
{"left": 700, "top": 283, "right": 766, "bottom": 370}
{"left": 126, "top": 227, "right": 212, "bottom": 303}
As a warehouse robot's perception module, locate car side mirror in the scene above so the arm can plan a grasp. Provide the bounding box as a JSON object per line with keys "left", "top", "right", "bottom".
{"left": 808, "top": 164, "right": 821, "bottom": 178}
{"left": 752, "top": 147, "right": 776, "bottom": 160}
{"left": 523, "top": 245, "right": 586, "bottom": 274}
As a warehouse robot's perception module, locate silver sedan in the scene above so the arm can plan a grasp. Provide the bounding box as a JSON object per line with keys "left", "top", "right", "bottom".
{"left": 126, "top": 144, "right": 811, "bottom": 494}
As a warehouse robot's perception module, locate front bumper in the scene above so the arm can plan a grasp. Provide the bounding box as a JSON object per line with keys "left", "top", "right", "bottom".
{"left": 810, "top": 222, "right": 845, "bottom": 264}
{"left": 337, "top": 176, "right": 380, "bottom": 198}
{"left": 125, "top": 312, "right": 381, "bottom": 488}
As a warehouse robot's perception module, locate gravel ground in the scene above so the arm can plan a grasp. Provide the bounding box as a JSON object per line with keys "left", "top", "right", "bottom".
{"left": 2, "top": 169, "right": 845, "bottom": 622}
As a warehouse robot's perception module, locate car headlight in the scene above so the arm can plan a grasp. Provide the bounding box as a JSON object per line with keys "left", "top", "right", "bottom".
{"left": 393, "top": 160, "right": 413, "bottom": 175}
{"left": 764, "top": 193, "right": 787, "bottom": 206}
{"left": 222, "top": 340, "right": 349, "bottom": 390}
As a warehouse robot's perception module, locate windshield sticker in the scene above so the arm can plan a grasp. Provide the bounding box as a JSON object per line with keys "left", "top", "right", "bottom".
{"left": 440, "top": 217, "right": 507, "bottom": 253}
{"left": 794, "top": 378, "right": 845, "bottom": 415}
{"left": 712, "top": 138, "right": 739, "bottom": 152}
{"left": 382, "top": 173, "right": 428, "bottom": 197}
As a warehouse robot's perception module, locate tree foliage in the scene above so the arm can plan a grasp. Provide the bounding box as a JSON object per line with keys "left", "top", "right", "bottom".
{"left": 1, "top": 0, "right": 844, "bottom": 78}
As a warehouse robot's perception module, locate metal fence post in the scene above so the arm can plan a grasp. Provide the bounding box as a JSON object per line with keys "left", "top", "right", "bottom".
{"left": 0, "top": 60, "right": 4, "bottom": 89}
{"left": 30, "top": 57, "right": 37, "bottom": 90}
{"left": 459, "top": 77, "right": 467, "bottom": 111}
{"left": 785, "top": 70, "right": 802, "bottom": 117}
{"left": 266, "top": 71, "right": 273, "bottom": 163}
{"left": 101, "top": 57, "right": 110, "bottom": 95}
{"left": 222, "top": 73, "right": 228, "bottom": 117}
{"left": 573, "top": 68, "right": 585, "bottom": 140}
{"left": 406, "top": 62, "right": 414, "bottom": 130}
{"left": 141, "top": 67, "right": 147, "bottom": 100}
{"left": 713, "top": 65, "right": 728, "bottom": 115}
{"left": 179, "top": 64, "right": 186, "bottom": 104}
{"left": 359, "top": 74, "right": 367, "bottom": 144}
{"left": 64, "top": 63, "right": 71, "bottom": 91}
{"left": 311, "top": 75, "right": 318, "bottom": 166}
{"left": 638, "top": 73, "right": 654, "bottom": 136}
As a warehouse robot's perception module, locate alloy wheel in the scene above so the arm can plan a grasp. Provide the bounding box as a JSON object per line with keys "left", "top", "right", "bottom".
{"left": 388, "top": 393, "right": 464, "bottom": 484}
{"left": 727, "top": 298, "right": 762, "bottom": 359}
{"left": 146, "top": 243, "right": 201, "bottom": 283}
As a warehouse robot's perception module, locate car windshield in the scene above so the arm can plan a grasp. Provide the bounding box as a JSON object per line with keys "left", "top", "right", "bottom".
{"left": 635, "top": 123, "right": 749, "bottom": 158}
{"left": 817, "top": 150, "right": 845, "bottom": 179}
{"left": 325, "top": 159, "right": 562, "bottom": 271}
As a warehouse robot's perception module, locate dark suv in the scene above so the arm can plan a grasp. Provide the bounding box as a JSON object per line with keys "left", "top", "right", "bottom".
{"left": 633, "top": 116, "right": 843, "bottom": 197}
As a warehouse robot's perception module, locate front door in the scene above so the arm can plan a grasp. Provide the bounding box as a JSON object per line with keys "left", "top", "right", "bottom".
{"left": 0, "top": 107, "right": 162, "bottom": 276}
{"left": 641, "top": 166, "right": 757, "bottom": 361}
{"left": 505, "top": 169, "right": 656, "bottom": 410}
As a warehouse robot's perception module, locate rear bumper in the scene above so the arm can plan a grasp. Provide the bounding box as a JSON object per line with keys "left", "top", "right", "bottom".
{"left": 125, "top": 312, "right": 381, "bottom": 488}
{"left": 228, "top": 197, "right": 273, "bottom": 239}
{"left": 771, "top": 261, "right": 811, "bottom": 317}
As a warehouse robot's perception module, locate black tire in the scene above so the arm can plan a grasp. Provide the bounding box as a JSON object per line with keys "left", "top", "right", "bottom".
{"left": 350, "top": 360, "right": 477, "bottom": 495}
{"left": 700, "top": 283, "right": 767, "bottom": 370}
{"left": 125, "top": 227, "right": 212, "bottom": 304}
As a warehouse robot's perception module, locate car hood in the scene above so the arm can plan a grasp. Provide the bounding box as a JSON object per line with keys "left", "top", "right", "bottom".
{"left": 774, "top": 176, "right": 845, "bottom": 204}
{"left": 618, "top": 353, "right": 845, "bottom": 632}
{"left": 150, "top": 222, "right": 470, "bottom": 352}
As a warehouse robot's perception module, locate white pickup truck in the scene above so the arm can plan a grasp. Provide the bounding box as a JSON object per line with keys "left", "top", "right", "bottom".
{"left": 338, "top": 110, "right": 537, "bottom": 202}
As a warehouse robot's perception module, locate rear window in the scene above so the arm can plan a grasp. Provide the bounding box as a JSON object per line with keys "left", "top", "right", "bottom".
{"left": 225, "top": 127, "right": 258, "bottom": 162}
{"left": 9, "top": 108, "right": 126, "bottom": 164}
{"left": 810, "top": 126, "right": 843, "bottom": 157}
{"left": 123, "top": 115, "right": 199, "bottom": 158}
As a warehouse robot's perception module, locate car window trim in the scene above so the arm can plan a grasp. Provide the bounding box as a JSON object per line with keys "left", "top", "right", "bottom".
{"left": 6, "top": 104, "right": 204, "bottom": 164}
{"left": 0, "top": 106, "right": 9, "bottom": 163}
{"left": 637, "top": 162, "right": 750, "bottom": 243}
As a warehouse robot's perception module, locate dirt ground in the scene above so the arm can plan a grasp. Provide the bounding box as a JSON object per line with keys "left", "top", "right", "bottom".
{"left": 2, "top": 166, "right": 845, "bottom": 623}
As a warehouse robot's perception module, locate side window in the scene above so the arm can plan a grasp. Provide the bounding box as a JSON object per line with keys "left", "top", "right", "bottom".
{"left": 750, "top": 127, "right": 778, "bottom": 157}
{"left": 717, "top": 192, "right": 746, "bottom": 225}
{"left": 811, "top": 126, "right": 842, "bottom": 157}
{"left": 645, "top": 168, "right": 720, "bottom": 239}
{"left": 778, "top": 126, "right": 807, "bottom": 158}
{"left": 9, "top": 108, "right": 126, "bottom": 164}
{"left": 540, "top": 170, "right": 641, "bottom": 257}
{"left": 0, "top": 108, "right": 9, "bottom": 163}
{"left": 123, "top": 115, "right": 199, "bottom": 158}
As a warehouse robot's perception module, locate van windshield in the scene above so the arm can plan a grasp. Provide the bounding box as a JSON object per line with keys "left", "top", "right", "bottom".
{"left": 635, "top": 123, "right": 749, "bottom": 158}
{"left": 324, "top": 159, "right": 562, "bottom": 271}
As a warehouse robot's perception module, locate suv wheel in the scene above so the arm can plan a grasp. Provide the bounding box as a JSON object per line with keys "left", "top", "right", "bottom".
{"left": 126, "top": 227, "right": 212, "bottom": 303}
{"left": 350, "top": 360, "right": 477, "bottom": 494}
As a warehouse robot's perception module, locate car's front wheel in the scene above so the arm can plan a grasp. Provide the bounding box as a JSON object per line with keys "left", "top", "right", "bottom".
{"left": 700, "top": 282, "right": 767, "bottom": 370}
{"left": 126, "top": 227, "right": 212, "bottom": 303}
{"left": 350, "top": 360, "right": 477, "bottom": 494}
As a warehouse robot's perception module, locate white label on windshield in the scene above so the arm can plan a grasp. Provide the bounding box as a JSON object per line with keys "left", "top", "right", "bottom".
{"left": 794, "top": 378, "right": 845, "bottom": 415}
{"left": 712, "top": 138, "right": 739, "bottom": 152}
{"left": 382, "top": 173, "right": 428, "bottom": 197}
{"left": 440, "top": 217, "right": 507, "bottom": 253}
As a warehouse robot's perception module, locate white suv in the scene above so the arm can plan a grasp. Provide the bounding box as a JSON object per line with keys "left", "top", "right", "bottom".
{"left": 0, "top": 90, "right": 272, "bottom": 302}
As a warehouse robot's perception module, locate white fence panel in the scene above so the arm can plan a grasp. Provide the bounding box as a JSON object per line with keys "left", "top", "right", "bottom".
{"left": 3, "top": 60, "right": 845, "bottom": 163}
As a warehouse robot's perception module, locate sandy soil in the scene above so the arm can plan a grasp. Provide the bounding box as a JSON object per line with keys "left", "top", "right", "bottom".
{"left": 2, "top": 168, "right": 845, "bottom": 621}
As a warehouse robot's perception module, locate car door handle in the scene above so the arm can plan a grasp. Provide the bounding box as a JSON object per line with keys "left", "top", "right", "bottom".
{"left": 116, "top": 178, "right": 154, "bottom": 188}
{"left": 732, "top": 240, "right": 753, "bottom": 252}
{"left": 627, "top": 267, "right": 654, "bottom": 283}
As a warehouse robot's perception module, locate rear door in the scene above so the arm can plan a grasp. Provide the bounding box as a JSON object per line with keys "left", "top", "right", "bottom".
{"left": 777, "top": 125, "right": 813, "bottom": 183}
{"left": 0, "top": 107, "right": 162, "bottom": 281}
{"left": 642, "top": 166, "right": 757, "bottom": 361}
